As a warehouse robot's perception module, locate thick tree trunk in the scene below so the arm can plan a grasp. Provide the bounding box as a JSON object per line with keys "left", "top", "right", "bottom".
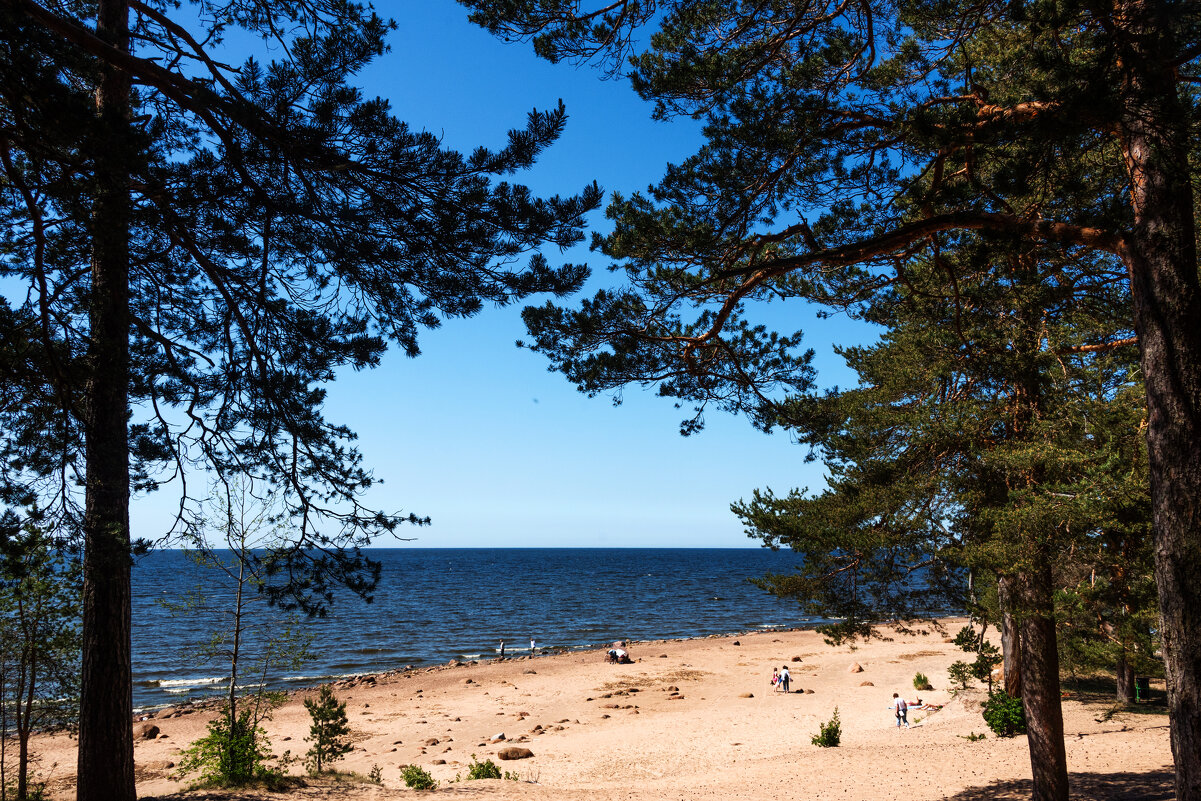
{"left": 1016, "top": 565, "right": 1069, "bottom": 801}
{"left": 1115, "top": 3, "right": 1201, "bottom": 799}
{"left": 998, "top": 575, "right": 1023, "bottom": 699}
{"left": 77, "top": 1, "right": 135, "bottom": 800}
{"left": 1116, "top": 652, "right": 1136, "bottom": 704}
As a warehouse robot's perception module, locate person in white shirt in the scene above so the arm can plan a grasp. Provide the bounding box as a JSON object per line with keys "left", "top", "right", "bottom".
{"left": 890, "top": 692, "right": 909, "bottom": 727}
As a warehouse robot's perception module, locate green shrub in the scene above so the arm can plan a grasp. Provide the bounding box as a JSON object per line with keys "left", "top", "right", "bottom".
{"left": 466, "top": 754, "right": 502, "bottom": 780}
{"left": 401, "top": 764, "right": 438, "bottom": 790}
{"left": 368, "top": 764, "right": 383, "bottom": 784}
{"left": 948, "top": 660, "right": 975, "bottom": 691}
{"left": 304, "top": 685, "right": 352, "bottom": 774}
{"left": 982, "top": 690, "right": 1027, "bottom": 737}
{"left": 960, "top": 731, "right": 987, "bottom": 742}
{"left": 913, "top": 672, "right": 933, "bottom": 691}
{"left": 811, "top": 707, "right": 841, "bottom": 747}
{"left": 176, "top": 710, "right": 276, "bottom": 787}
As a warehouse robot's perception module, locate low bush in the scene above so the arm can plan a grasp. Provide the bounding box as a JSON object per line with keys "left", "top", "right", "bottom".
{"left": 982, "top": 690, "right": 1027, "bottom": 737}
{"left": 466, "top": 755, "right": 503, "bottom": 780}
{"left": 811, "top": 707, "right": 841, "bottom": 747}
{"left": 175, "top": 710, "right": 277, "bottom": 787}
{"left": 401, "top": 764, "right": 438, "bottom": 790}
{"left": 913, "top": 672, "right": 933, "bottom": 691}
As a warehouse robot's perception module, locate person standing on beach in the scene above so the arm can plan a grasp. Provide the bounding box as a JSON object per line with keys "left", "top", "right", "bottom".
{"left": 890, "top": 693, "right": 909, "bottom": 728}
{"left": 771, "top": 668, "right": 780, "bottom": 690}
{"left": 499, "top": 640, "right": 505, "bottom": 658}
{"left": 531, "top": 638, "right": 537, "bottom": 654}
{"left": 780, "top": 665, "right": 791, "bottom": 693}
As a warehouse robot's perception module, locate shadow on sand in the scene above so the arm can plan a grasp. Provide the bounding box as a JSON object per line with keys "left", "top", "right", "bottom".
{"left": 944, "top": 769, "right": 1174, "bottom": 801}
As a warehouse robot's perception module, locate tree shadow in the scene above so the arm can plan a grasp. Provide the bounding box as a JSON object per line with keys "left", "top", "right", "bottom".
{"left": 943, "top": 769, "right": 1174, "bottom": 801}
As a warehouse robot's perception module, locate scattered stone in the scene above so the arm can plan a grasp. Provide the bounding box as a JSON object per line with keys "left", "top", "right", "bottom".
{"left": 490, "top": 732, "right": 506, "bottom": 741}
{"left": 424, "top": 738, "right": 440, "bottom": 746}
{"left": 659, "top": 654, "right": 668, "bottom": 658}
{"left": 524, "top": 669, "right": 537, "bottom": 674}
{"left": 791, "top": 656, "right": 803, "bottom": 662}
{"left": 157, "top": 733, "right": 169, "bottom": 739}
{"left": 849, "top": 662, "right": 864, "bottom": 673}
{"left": 669, "top": 695, "right": 684, "bottom": 701}
{"left": 585, "top": 697, "right": 593, "bottom": 701}
{"left": 860, "top": 681, "right": 874, "bottom": 686}
{"left": 432, "top": 759, "right": 446, "bottom": 765}
{"left": 284, "top": 736, "right": 293, "bottom": 742}
{"left": 804, "top": 689, "right": 815, "bottom": 694}
{"left": 601, "top": 714, "right": 610, "bottom": 719}
{"left": 498, "top": 747, "right": 533, "bottom": 761}
{"left": 463, "top": 678, "right": 474, "bottom": 684}
{"left": 556, "top": 719, "right": 570, "bottom": 724}
{"left": 943, "top": 637, "right": 955, "bottom": 643}
{"left": 133, "top": 723, "right": 159, "bottom": 740}
{"left": 391, "top": 739, "right": 402, "bottom": 745}
{"left": 739, "top": 692, "right": 754, "bottom": 698}
{"left": 732, "top": 640, "right": 740, "bottom": 646}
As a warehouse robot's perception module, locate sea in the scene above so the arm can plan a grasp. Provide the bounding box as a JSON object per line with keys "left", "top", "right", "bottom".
{"left": 132, "top": 547, "right": 813, "bottom": 710}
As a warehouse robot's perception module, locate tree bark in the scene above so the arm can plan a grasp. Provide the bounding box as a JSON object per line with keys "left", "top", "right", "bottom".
{"left": 77, "top": 1, "right": 135, "bottom": 799}
{"left": 1016, "top": 564, "right": 1069, "bottom": 801}
{"left": 1116, "top": 652, "right": 1136, "bottom": 704}
{"left": 998, "top": 575, "right": 1023, "bottom": 699}
{"left": 1115, "top": 3, "right": 1201, "bottom": 799}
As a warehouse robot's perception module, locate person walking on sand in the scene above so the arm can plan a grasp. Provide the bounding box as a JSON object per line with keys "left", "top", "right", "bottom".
{"left": 530, "top": 638, "right": 537, "bottom": 654}
{"left": 499, "top": 639, "right": 505, "bottom": 658}
{"left": 771, "top": 668, "right": 780, "bottom": 690}
{"left": 780, "top": 665, "right": 791, "bottom": 693}
{"left": 890, "top": 693, "right": 909, "bottom": 728}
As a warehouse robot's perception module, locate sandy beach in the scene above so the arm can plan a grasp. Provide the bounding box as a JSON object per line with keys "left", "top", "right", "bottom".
{"left": 33, "top": 620, "right": 1173, "bottom": 800}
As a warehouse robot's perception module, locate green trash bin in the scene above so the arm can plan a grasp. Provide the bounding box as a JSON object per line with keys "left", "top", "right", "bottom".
{"left": 1135, "top": 676, "right": 1151, "bottom": 702}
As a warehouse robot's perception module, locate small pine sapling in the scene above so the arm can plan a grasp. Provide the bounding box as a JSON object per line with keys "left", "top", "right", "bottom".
{"left": 811, "top": 707, "right": 842, "bottom": 747}
{"left": 913, "top": 672, "right": 933, "bottom": 691}
{"left": 948, "top": 661, "right": 975, "bottom": 692}
{"left": 304, "top": 685, "right": 352, "bottom": 774}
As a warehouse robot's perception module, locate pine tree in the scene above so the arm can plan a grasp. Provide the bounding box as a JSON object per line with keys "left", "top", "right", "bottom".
{"left": 303, "top": 685, "right": 351, "bottom": 775}
{"left": 2, "top": 4, "right": 600, "bottom": 798}
{"left": 463, "top": 4, "right": 1201, "bottom": 797}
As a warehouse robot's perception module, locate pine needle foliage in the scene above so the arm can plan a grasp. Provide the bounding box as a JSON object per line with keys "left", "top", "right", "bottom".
{"left": 304, "top": 686, "right": 351, "bottom": 775}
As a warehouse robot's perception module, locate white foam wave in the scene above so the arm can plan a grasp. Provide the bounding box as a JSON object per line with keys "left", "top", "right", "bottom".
{"left": 153, "top": 676, "right": 226, "bottom": 688}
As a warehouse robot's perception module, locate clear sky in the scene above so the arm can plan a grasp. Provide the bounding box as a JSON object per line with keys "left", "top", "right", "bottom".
{"left": 124, "top": 1, "right": 878, "bottom": 548}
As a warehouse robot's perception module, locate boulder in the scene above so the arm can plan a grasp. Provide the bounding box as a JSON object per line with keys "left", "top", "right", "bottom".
{"left": 791, "top": 656, "right": 803, "bottom": 662}
{"left": 432, "top": 759, "right": 447, "bottom": 765}
{"left": 498, "top": 747, "right": 534, "bottom": 760}
{"left": 732, "top": 640, "right": 741, "bottom": 646}
{"left": 849, "top": 662, "right": 864, "bottom": 673}
{"left": 804, "top": 689, "right": 815, "bottom": 694}
{"left": 490, "top": 732, "right": 506, "bottom": 741}
{"left": 859, "top": 681, "right": 874, "bottom": 686}
{"left": 133, "top": 723, "right": 159, "bottom": 740}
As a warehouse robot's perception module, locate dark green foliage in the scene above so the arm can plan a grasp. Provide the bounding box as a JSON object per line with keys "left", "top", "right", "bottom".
{"left": 0, "top": 515, "right": 81, "bottom": 801}
{"left": 811, "top": 708, "right": 841, "bottom": 747}
{"left": 914, "top": 673, "right": 932, "bottom": 692}
{"left": 982, "top": 691, "right": 1028, "bottom": 738}
{"left": 175, "top": 711, "right": 275, "bottom": 788}
{"left": 948, "top": 662, "right": 975, "bottom": 692}
{"left": 401, "top": 764, "right": 438, "bottom": 790}
{"left": 304, "top": 685, "right": 351, "bottom": 774}
{"left": 466, "top": 755, "right": 503, "bottom": 780}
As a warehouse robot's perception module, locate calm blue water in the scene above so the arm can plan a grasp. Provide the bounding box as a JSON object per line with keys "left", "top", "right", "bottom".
{"left": 131, "top": 547, "right": 811, "bottom": 709}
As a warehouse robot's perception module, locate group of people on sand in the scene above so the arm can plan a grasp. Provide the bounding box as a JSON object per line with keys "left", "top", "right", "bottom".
{"left": 889, "top": 693, "right": 941, "bottom": 727}
{"left": 768, "top": 667, "right": 941, "bottom": 729}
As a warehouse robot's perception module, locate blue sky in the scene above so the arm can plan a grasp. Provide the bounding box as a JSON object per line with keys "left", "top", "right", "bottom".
{"left": 129, "top": 1, "right": 874, "bottom": 548}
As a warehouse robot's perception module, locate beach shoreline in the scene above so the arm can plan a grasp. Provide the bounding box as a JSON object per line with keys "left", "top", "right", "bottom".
{"left": 34, "top": 618, "right": 1172, "bottom": 800}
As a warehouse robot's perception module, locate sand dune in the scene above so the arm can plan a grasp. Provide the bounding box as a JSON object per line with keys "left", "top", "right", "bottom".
{"left": 34, "top": 619, "right": 1172, "bottom": 800}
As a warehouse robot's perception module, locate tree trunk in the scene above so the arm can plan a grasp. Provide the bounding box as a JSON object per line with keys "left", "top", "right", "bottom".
{"left": 77, "top": 1, "right": 135, "bottom": 800}
{"left": 1016, "top": 565, "right": 1069, "bottom": 801}
{"left": 999, "top": 575, "right": 1023, "bottom": 699}
{"left": 1116, "top": 652, "right": 1136, "bottom": 704}
{"left": 1115, "top": 3, "right": 1201, "bottom": 799}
